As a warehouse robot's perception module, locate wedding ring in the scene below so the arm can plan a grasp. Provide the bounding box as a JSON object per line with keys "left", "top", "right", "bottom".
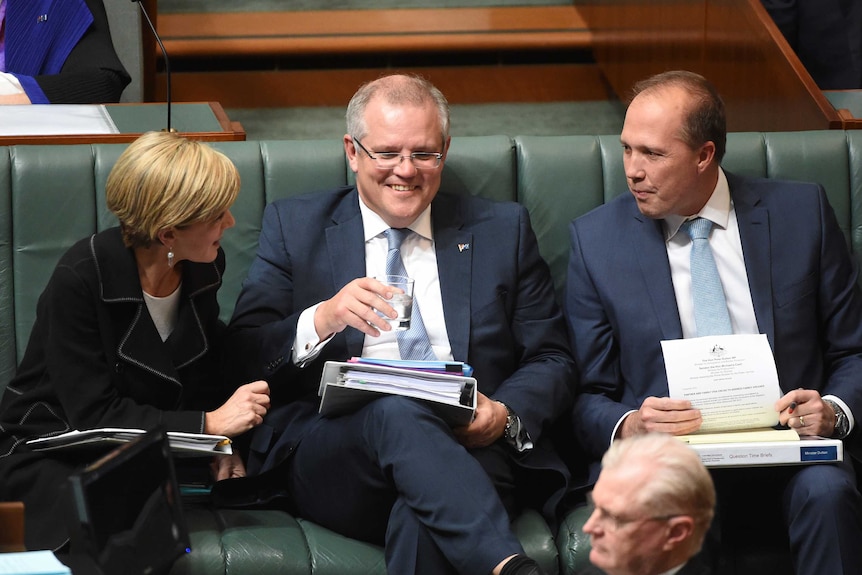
{"left": 799, "top": 415, "right": 805, "bottom": 427}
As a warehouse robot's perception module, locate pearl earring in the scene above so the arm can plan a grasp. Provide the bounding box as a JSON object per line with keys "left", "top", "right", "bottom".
{"left": 167, "top": 247, "right": 174, "bottom": 268}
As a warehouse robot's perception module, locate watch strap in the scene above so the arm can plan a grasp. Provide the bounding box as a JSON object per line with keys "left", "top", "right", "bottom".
{"left": 823, "top": 398, "right": 849, "bottom": 439}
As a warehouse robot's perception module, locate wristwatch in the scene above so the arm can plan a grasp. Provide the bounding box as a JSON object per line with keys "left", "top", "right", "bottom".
{"left": 823, "top": 398, "right": 850, "bottom": 439}
{"left": 499, "top": 402, "right": 519, "bottom": 442}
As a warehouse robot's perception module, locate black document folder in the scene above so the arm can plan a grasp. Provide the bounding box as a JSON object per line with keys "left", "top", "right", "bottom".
{"left": 318, "top": 361, "right": 477, "bottom": 426}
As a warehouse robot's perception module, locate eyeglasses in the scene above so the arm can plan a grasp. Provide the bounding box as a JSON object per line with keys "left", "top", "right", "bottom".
{"left": 585, "top": 493, "right": 681, "bottom": 532}
{"left": 352, "top": 137, "right": 444, "bottom": 170}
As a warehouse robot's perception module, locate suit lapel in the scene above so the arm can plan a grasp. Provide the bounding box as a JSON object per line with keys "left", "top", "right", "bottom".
{"left": 432, "top": 195, "right": 472, "bottom": 361}
{"left": 729, "top": 175, "right": 775, "bottom": 347}
{"left": 632, "top": 209, "right": 684, "bottom": 341}
{"left": 326, "top": 191, "right": 368, "bottom": 356}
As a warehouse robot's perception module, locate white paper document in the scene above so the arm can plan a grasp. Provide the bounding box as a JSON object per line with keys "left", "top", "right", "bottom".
{"left": 661, "top": 334, "right": 782, "bottom": 433}
{"left": 340, "top": 368, "right": 465, "bottom": 405}
{"left": 0, "top": 551, "right": 70, "bottom": 575}
{"left": 0, "top": 104, "right": 118, "bottom": 136}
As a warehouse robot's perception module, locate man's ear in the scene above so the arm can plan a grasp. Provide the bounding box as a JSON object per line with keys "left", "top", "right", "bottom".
{"left": 662, "top": 515, "right": 695, "bottom": 551}
{"left": 345, "top": 134, "right": 360, "bottom": 174}
{"left": 697, "top": 141, "right": 716, "bottom": 172}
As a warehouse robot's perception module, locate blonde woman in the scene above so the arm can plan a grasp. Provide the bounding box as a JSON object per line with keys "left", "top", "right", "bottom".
{"left": 0, "top": 132, "right": 269, "bottom": 551}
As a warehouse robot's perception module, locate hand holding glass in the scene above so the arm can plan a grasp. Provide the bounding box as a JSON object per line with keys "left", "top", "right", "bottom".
{"left": 375, "top": 275, "right": 414, "bottom": 331}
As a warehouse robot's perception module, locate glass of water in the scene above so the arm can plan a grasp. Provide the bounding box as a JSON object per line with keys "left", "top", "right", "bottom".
{"left": 375, "top": 275, "right": 414, "bottom": 331}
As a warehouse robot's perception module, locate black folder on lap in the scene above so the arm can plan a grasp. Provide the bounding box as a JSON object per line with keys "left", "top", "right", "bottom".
{"left": 318, "top": 361, "right": 477, "bottom": 427}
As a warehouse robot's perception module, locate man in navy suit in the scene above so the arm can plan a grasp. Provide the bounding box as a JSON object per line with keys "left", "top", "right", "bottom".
{"left": 226, "top": 74, "right": 575, "bottom": 575}
{"left": 565, "top": 70, "right": 862, "bottom": 574}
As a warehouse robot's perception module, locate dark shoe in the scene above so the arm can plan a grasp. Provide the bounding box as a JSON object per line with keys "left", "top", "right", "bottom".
{"left": 499, "top": 554, "right": 546, "bottom": 575}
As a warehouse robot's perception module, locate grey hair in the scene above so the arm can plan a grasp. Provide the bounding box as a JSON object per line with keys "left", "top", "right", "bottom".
{"left": 346, "top": 74, "right": 450, "bottom": 145}
{"left": 602, "top": 433, "right": 716, "bottom": 550}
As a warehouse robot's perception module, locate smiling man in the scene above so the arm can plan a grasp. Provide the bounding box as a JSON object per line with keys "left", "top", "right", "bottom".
{"left": 224, "top": 74, "right": 575, "bottom": 575}
{"left": 565, "top": 70, "right": 862, "bottom": 574}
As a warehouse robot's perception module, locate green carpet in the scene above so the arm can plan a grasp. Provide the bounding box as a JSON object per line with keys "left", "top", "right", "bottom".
{"left": 227, "top": 101, "right": 625, "bottom": 141}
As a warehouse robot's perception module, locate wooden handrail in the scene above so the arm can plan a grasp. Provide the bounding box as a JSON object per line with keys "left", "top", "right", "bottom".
{"left": 158, "top": 7, "right": 591, "bottom": 58}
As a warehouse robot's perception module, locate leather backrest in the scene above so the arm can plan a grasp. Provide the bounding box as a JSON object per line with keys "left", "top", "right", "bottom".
{"left": 516, "top": 130, "right": 862, "bottom": 302}
{"left": 2, "top": 131, "right": 861, "bottom": 394}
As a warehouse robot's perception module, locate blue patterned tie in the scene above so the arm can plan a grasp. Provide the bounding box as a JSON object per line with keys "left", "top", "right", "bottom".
{"left": 682, "top": 218, "right": 732, "bottom": 337}
{"left": 385, "top": 228, "right": 437, "bottom": 360}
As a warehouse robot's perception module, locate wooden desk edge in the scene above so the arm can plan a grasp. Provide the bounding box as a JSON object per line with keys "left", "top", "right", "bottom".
{"left": 0, "top": 102, "right": 246, "bottom": 145}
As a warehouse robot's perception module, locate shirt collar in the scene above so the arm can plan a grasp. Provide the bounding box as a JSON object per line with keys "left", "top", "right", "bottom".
{"left": 358, "top": 194, "right": 433, "bottom": 243}
{"left": 664, "top": 167, "right": 731, "bottom": 242}
{"left": 660, "top": 562, "right": 687, "bottom": 575}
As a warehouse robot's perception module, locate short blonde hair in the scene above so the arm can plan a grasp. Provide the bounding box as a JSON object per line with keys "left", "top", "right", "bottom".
{"left": 106, "top": 132, "right": 240, "bottom": 248}
{"left": 602, "top": 433, "right": 715, "bottom": 549}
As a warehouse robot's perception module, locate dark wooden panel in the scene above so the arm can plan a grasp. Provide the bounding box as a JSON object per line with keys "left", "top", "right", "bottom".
{"left": 576, "top": 0, "right": 842, "bottom": 131}
{"left": 158, "top": 7, "right": 591, "bottom": 58}
{"left": 0, "top": 502, "right": 25, "bottom": 552}
{"left": 157, "top": 64, "right": 612, "bottom": 107}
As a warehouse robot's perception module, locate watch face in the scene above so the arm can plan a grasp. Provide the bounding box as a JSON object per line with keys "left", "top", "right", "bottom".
{"left": 506, "top": 416, "right": 518, "bottom": 439}
{"left": 826, "top": 400, "right": 848, "bottom": 437}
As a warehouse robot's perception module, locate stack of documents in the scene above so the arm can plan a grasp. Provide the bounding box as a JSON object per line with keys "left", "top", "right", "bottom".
{"left": 319, "top": 359, "right": 477, "bottom": 426}
{"left": 26, "top": 428, "right": 232, "bottom": 456}
{"left": 678, "top": 430, "right": 843, "bottom": 468}
{"left": 662, "top": 334, "right": 843, "bottom": 467}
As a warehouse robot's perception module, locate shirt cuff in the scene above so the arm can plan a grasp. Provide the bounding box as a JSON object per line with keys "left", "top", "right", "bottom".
{"left": 292, "top": 303, "right": 334, "bottom": 367}
{"left": 611, "top": 410, "right": 638, "bottom": 446}
{"left": 0, "top": 72, "right": 24, "bottom": 96}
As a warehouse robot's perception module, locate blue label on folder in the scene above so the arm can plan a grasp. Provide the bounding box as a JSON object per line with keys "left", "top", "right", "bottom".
{"left": 800, "top": 446, "right": 838, "bottom": 461}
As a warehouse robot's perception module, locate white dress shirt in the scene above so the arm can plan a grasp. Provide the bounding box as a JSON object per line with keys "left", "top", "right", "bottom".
{"left": 293, "top": 196, "right": 453, "bottom": 364}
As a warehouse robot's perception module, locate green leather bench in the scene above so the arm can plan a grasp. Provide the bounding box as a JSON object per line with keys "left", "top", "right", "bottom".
{"left": 2, "top": 130, "right": 860, "bottom": 574}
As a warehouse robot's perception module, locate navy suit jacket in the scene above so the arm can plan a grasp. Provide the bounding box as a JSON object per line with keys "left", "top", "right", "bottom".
{"left": 567, "top": 171, "right": 862, "bottom": 479}
{"left": 228, "top": 186, "right": 576, "bottom": 517}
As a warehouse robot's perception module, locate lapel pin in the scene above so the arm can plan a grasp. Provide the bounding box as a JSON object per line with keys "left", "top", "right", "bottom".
{"left": 37, "top": 14, "right": 48, "bottom": 22}
{"left": 457, "top": 243, "right": 470, "bottom": 252}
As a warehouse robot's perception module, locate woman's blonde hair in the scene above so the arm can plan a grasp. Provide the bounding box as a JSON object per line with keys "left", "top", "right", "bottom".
{"left": 106, "top": 131, "right": 240, "bottom": 248}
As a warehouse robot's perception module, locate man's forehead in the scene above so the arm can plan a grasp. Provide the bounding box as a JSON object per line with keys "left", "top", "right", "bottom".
{"left": 597, "top": 463, "right": 652, "bottom": 501}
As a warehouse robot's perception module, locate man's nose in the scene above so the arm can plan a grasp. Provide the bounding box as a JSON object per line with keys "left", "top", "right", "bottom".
{"left": 393, "top": 156, "right": 419, "bottom": 177}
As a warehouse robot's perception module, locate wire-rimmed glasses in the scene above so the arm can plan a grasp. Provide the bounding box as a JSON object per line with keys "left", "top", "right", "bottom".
{"left": 352, "top": 137, "right": 443, "bottom": 170}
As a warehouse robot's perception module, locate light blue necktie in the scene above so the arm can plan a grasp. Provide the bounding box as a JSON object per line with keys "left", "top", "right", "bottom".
{"left": 682, "top": 218, "right": 732, "bottom": 337}
{"left": 385, "top": 228, "right": 437, "bottom": 361}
